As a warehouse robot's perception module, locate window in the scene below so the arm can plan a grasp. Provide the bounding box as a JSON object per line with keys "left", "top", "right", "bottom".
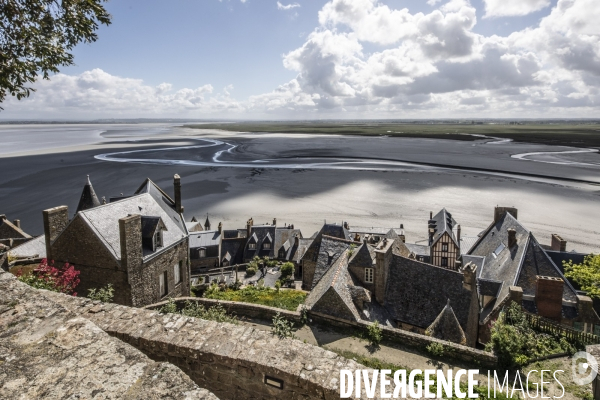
{"left": 198, "top": 249, "right": 206, "bottom": 258}
{"left": 249, "top": 243, "right": 256, "bottom": 250}
{"left": 174, "top": 261, "right": 182, "bottom": 284}
{"left": 154, "top": 231, "right": 163, "bottom": 249}
{"left": 441, "top": 243, "right": 448, "bottom": 252}
{"left": 365, "top": 268, "right": 374, "bottom": 283}
{"left": 574, "top": 322, "right": 584, "bottom": 332}
{"left": 159, "top": 271, "right": 168, "bottom": 296}
{"left": 263, "top": 243, "right": 271, "bottom": 250}
{"left": 279, "top": 250, "right": 285, "bottom": 258}
{"left": 441, "top": 257, "right": 448, "bottom": 267}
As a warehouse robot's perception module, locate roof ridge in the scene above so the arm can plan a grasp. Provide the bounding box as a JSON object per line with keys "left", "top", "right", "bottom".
{"left": 321, "top": 235, "right": 356, "bottom": 244}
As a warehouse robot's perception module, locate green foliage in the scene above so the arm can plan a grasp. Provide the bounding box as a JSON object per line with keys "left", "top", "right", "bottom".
{"left": 348, "top": 243, "right": 357, "bottom": 256}
{"left": 299, "top": 305, "right": 309, "bottom": 325}
{"left": 426, "top": 342, "right": 446, "bottom": 357}
{"left": 159, "top": 299, "right": 238, "bottom": 324}
{"left": 486, "top": 302, "right": 577, "bottom": 369}
{"left": 274, "top": 280, "right": 281, "bottom": 292}
{"left": 257, "top": 278, "right": 265, "bottom": 288}
{"left": 204, "top": 285, "right": 306, "bottom": 311}
{"left": 366, "top": 321, "right": 383, "bottom": 347}
{"left": 246, "top": 265, "right": 257, "bottom": 276}
{"left": 271, "top": 312, "right": 295, "bottom": 339}
{"left": 87, "top": 284, "right": 114, "bottom": 303}
{"left": 204, "top": 282, "right": 221, "bottom": 297}
{"left": 564, "top": 254, "right": 600, "bottom": 299}
{"left": 280, "top": 262, "right": 295, "bottom": 281}
{"left": 0, "top": 0, "right": 112, "bottom": 108}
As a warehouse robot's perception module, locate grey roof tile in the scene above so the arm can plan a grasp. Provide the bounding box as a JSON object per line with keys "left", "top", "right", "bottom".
{"left": 425, "top": 301, "right": 467, "bottom": 345}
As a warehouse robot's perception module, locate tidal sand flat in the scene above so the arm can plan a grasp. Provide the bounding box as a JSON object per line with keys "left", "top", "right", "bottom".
{"left": 0, "top": 123, "right": 598, "bottom": 253}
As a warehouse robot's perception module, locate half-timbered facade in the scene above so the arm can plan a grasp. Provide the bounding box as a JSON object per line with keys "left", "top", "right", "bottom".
{"left": 428, "top": 209, "right": 460, "bottom": 270}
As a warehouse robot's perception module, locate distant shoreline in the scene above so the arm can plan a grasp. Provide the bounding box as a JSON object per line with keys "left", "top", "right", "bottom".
{"left": 185, "top": 122, "right": 600, "bottom": 149}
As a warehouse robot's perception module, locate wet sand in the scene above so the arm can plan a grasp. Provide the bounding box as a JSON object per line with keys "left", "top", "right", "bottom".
{"left": 0, "top": 124, "right": 598, "bottom": 253}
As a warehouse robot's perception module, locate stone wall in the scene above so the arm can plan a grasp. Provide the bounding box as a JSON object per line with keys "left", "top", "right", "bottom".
{"left": 0, "top": 270, "right": 217, "bottom": 399}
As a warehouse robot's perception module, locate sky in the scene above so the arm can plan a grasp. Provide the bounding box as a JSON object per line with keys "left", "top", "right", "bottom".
{"left": 1, "top": 0, "right": 599, "bottom": 119}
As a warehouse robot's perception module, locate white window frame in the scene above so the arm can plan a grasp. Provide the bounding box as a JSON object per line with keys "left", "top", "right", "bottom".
{"left": 365, "top": 268, "right": 374, "bottom": 283}
{"left": 199, "top": 248, "right": 206, "bottom": 258}
{"left": 174, "top": 262, "right": 181, "bottom": 284}
{"left": 441, "top": 243, "right": 448, "bottom": 252}
{"left": 263, "top": 243, "right": 271, "bottom": 250}
{"left": 249, "top": 243, "right": 256, "bottom": 250}
{"left": 154, "top": 231, "right": 163, "bottom": 249}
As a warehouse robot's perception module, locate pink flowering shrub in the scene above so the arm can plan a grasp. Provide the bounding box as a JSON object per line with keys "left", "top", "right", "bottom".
{"left": 17, "top": 259, "right": 80, "bottom": 295}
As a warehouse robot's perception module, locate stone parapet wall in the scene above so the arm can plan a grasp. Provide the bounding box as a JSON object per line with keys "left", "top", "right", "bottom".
{"left": 145, "top": 297, "right": 303, "bottom": 324}
{"left": 0, "top": 271, "right": 217, "bottom": 400}
{"left": 41, "top": 289, "right": 376, "bottom": 399}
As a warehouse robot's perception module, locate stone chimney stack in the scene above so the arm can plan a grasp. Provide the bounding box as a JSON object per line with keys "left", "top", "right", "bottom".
{"left": 273, "top": 218, "right": 277, "bottom": 226}
{"left": 508, "top": 228, "right": 517, "bottom": 248}
{"left": 494, "top": 206, "right": 518, "bottom": 223}
{"left": 295, "top": 235, "right": 299, "bottom": 247}
{"left": 218, "top": 222, "right": 223, "bottom": 234}
{"left": 535, "top": 276, "right": 564, "bottom": 322}
{"left": 13, "top": 219, "right": 20, "bottom": 229}
{"left": 246, "top": 218, "right": 253, "bottom": 238}
{"left": 119, "top": 214, "right": 142, "bottom": 272}
{"left": 456, "top": 224, "right": 461, "bottom": 245}
{"left": 173, "top": 174, "right": 183, "bottom": 214}
{"left": 43, "top": 206, "right": 69, "bottom": 261}
{"left": 343, "top": 221, "right": 349, "bottom": 230}
{"left": 430, "top": 211, "right": 433, "bottom": 219}
{"left": 551, "top": 234, "right": 567, "bottom": 252}
{"left": 462, "top": 262, "right": 477, "bottom": 291}
{"left": 374, "top": 239, "right": 394, "bottom": 304}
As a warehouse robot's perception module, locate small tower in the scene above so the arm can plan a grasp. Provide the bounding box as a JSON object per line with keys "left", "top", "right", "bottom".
{"left": 204, "top": 214, "right": 211, "bottom": 231}
{"left": 76, "top": 175, "right": 101, "bottom": 213}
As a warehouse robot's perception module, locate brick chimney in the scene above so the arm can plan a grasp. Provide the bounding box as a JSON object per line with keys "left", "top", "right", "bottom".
{"left": 535, "top": 276, "right": 564, "bottom": 322}
{"left": 551, "top": 234, "right": 567, "bottom": 252}
{"left": 494, "top": 206, "right": 518, "bottom": 223}
{"left": 173, "top": 174, "right": 183, "bottom": 214}
{"left": 43, "top": 206, "right": 69, "bottom": 261}
{"left": 508, "top": 228, "right": 517, "bottom": 248}
{"left": 119, "top": 214, "right": 142, "bottom": 272}
{"left": 13, "top": 219, "right": 20, "bottom": 229}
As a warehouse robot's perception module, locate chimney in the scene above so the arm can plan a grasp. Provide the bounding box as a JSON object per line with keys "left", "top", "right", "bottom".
{"left": 119, "top": 214, "right": 143, "bottom": 272}
{"left": 535, "top": 276, "right": 564, "bottom": 322}
{"left": 246, "top": 218, "right": 253, "bottom": 238}
{"left": 0, "top": 214, "right": 6, "bottom": 222}
{"left": 13, "top": 219, "right": 20, "bottom": 229}
{"left": 343, "top": 221, "right": 349, "bottom": 230}
{"left": 43, "top": 206, "right": 69, "bottom": 261}
{"left": 494, "top": 206, "right": 518, "bottom": 223}
{"left": 173, "top": 174, "right": 183, "bottom": 214}
{"left": 295, "top": 235, "right": 299, "bottom": 247}
{"left": 218, "top": 222, "right": 223, "bottom": 234}
{"left": 462, "top": 262, "right": 477, "bottom": 291}
{"left": 577, "top": 295, "right": 595, "bottom": 321}
{"left": 509, "top": 286, "right": 523, "bottom": 306}
{"left": 456, "top": 224, "right": 461, "bottom": 245}
{"left": 507, "top": 228, "right": 517, "bottom": 248}
{"left": 430, "top": 211, "right": 433, "bottom": 219}
{"left": 273, "top": 218, "right": 277, "bottom": 226}
{"left": 551, "top": 234, "right": 567, "bottom": 252}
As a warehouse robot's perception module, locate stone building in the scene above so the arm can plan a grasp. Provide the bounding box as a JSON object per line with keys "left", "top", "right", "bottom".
{"left": 465, "top": 207, "right": 600, "bottom": 343}
{"left": 0, "top": 214, "right": 33, "bottom": 248}
{"left": 190, "top": 225, "right": 222, "bottom": 275}
{"left": 42, "top": 175, "right": 190, "bottom": 307}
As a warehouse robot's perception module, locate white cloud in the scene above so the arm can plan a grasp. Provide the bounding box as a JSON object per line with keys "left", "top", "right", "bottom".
{"left": 483, "top": 0, "right": 550, "bottom": 18}
{"left": 277, "top": 2, "right": 300, "bottom": 11}
{"left": 2, "top": 0, "right": 599, "bottom": 119}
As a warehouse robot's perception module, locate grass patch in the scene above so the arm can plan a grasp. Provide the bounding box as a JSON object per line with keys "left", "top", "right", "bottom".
{"left": 187, "top": 122, "right": 600, "bottom": 148}
{"left": 204, "top": 284, "right": 306, "bottom": 311}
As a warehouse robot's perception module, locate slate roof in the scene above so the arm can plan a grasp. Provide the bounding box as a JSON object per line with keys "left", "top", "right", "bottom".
{"left": 223, "top": 230, "right": 241, "bottom": 239}
{"left": 348, "top": 242, "right": 376, "bottom": 269}
{"left": 460, "top": 236, "right": 479, "bottom": 255}
{"left": 294, "top": 238, "right": 313, "bottom": 263}
{"left": 274, "top": 228, "right": 302, "bottom": 260}
{"left": 8, "top": 235, "right": 46, "bottom": 259}
{"left": 322, "top": 224, "right": 352, "bottom": 240}
{"left": 243, "top": 225, "right": 277, "bottom": 259}
{"left": 425, "top": 301, "right": 467, "bottom": 345}
{"left": 141, "top": 217, "right": 166, "bottom": 239}
{"left": 384, "top": 254, "right": 473, "bottom": 330}
{"left": 468, "top": 212, "right": 579, "bottom": 318}
{"left": 185, "top": 221, "right": 203, "bottom": 232}
{"left": 311, "top": 235, "right": 353, "bottom": 289}
{"left": 478, "top": 278, "right": 502, "bottom": 297}
{"left": 404, "top": 243, "right": 429, "bottom": 257}
{"left": 76, "top": 176, "right": 101, "bottom": 213}
{"left": 70, "top": 179, "right": 186, "bottom": 261}
{"left": 220, "top": 238, "right": 245, "bottom": 265}
{"left": 190, "top": 230, "right": 221, "bottom": 248}
{"left": 429, "top": 209, "right": 458, "bottom": 246}
{"left": 350, "top": 227, "right": 405, "bottom": 238}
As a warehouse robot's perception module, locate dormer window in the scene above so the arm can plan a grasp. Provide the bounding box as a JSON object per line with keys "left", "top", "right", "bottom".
{"left": 249, "top": 243, "right": 256, "bottom": 250}
{"left": 263, "top": 243, "right": 271, "bottom": 250}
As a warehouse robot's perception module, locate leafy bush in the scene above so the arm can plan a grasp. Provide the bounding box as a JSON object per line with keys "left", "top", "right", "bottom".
{"left": 246, "top": 265, "right": 257, "bottom": 276}
{"left": 280, "top": 262, "right": 295, "bottom": 281}
{"left": 87, "top": 283, "right": 114, "bottom": 303}
{"left": 275, "top": 280, "right": 281, "bottom": 292}
{"left": 159, "top": 298, "right": 178, "bottom": 314}
{"left": 564, "top": 254, "right": 600, "bottom": 299}
{"left": 299, "top": 305, "right": 309, "bottom": 325}
{"left": 257, "top": 278, "right": 265, "bottom": 288}
{"left": 486, "top": 302, "right": 577, "bottom": 369}
{"left": 272, "top": 312, "right": 295, "bottom": 339}
{"left": 426, "top": 342, "right": 446, "bottom": 357}
{"left": 366, "top": 321, "right": 383, "bottom": 347}
{"left": 17, "top": 259, "right": 80, "bottom": 295}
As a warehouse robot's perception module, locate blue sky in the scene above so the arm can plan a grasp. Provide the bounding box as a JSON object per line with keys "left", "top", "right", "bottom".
{"left": 2, "top": 0, "right": 598, "bottom": 119}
